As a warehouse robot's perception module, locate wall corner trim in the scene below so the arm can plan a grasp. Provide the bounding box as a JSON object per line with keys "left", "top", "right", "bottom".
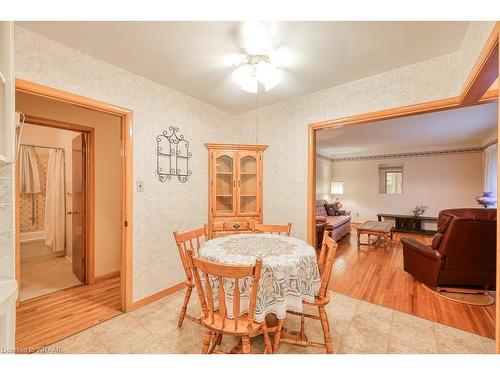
{"left": 127, "top": 282, "right": 186, "bottom": 312}
{"left": 94, "top": 271, "right": 121, "bottom": 283}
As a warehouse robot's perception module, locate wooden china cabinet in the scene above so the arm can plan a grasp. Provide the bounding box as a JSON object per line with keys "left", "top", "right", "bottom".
{"left": 205, "top": 143, "right": 267, "bottom": 238}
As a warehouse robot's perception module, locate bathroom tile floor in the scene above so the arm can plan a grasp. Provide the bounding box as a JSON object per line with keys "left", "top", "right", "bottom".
{"left": 37, "top": 288, "right": 496, "bottom": 354}
{"left": 20, "top": 256, "right": 81, "bottom": 301}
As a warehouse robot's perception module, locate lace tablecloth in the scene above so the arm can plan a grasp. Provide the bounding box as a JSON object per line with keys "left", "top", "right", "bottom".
{"left": 199, "top": 233, "right": 320, "bottom": 322}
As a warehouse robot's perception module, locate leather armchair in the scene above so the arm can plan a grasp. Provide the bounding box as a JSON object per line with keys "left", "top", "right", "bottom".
{"left": 401, "top": 208, "right": 496, "bottom": 289}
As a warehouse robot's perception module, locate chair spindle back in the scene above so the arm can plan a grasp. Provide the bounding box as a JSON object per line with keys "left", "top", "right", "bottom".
{"left": 317, "top": 231, "right": 338, "bottom": 298}
{"left": 173, "top": 225, "right": 208, "bottom": 282}
{"left": 186, "top": 249, "right": 263, "bottom": 331}
{"left": 252, "top": 222, "right": 292, "bottom": 236}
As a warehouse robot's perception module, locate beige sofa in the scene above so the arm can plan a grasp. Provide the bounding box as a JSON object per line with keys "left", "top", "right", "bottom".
{"left": 316, "top": 199, "right": 352, "bottom": 242}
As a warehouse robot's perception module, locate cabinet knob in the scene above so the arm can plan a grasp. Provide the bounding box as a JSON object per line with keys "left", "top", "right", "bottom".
{"left": 233, "top": 223, "right": 241, "bottom": 229}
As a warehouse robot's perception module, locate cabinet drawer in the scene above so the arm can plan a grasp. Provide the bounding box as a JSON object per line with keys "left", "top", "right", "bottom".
{"left": 212, "top": 219, "right": 258, "bottom": 232}
{"left": 223, "top": 221, "right": 250, "bottom": 231}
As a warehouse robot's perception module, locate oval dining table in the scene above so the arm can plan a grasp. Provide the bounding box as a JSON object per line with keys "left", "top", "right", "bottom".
{"left": 198, "top": 232, "right": 321, "bottom": 352}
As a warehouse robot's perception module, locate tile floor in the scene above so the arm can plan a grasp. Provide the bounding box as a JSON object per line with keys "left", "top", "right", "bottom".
{"left": 20, "top": 256, "right": 81, "bottom": 301}
{"left": 38, "top": 289, "right": 496, "bottom": 354}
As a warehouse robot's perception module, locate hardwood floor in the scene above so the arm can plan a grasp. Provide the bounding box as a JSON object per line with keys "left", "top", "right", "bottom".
{"left": 16, "top": 277, "right": 121, "bottom": 353}
{"left": 330, "top": 228, "right": 496, "bottom": 339}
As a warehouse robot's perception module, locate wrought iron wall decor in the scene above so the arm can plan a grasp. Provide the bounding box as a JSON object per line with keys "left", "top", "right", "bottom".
{"left": 156, "top": 126, "right": 192, "bottom": 183}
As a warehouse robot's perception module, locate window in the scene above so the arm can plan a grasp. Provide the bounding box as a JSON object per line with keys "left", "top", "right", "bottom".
{"left": 379, "top": 164, "right": 403, "bottom": 194}
{"left": 385, "top": 171, "right": 402, "bottom": 194}
{"left": 484, "top": 143, "right": 497, "bottom": 200}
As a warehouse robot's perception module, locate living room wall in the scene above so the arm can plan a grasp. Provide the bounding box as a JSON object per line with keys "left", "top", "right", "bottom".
{"left": 316, "top": 155, "right": 333, "bottom": 201}
{"left": 330, "top": 152, "right": 484, "bottom": 225}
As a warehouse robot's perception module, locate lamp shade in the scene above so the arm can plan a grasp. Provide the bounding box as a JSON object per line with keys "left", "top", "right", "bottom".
{"left": 331, "top": 181, "right": 344, "bottom": 195}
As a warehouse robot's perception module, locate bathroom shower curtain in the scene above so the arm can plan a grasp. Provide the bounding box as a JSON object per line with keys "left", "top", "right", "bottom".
{"left": 44, "top": 149, "right": 66, "bottom": 252}
{"left": 19, "top": 146, "right": 41, "bottom": 228}
{"left": 19, "top": 146, "right": 41, "bottom": 193}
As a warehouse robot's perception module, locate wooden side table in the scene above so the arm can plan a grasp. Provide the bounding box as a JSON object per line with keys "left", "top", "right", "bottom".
{"left": 357, "top": 220, "right": 394, "bottom": 250}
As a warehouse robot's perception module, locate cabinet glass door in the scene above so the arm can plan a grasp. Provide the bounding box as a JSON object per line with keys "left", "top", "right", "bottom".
{"left": 238, "top": 153, "right": 258, "bottom": 215}
{"left": 215, "top": 152, "right": 235, "bottom": 214}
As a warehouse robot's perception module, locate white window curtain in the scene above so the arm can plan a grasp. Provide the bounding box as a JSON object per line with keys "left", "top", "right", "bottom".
{"left": 483, "top": 143, "right": 497, "bottom": 199}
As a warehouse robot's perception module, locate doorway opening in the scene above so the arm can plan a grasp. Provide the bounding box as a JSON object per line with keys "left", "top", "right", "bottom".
{"left": 307, "top": 24, "right": 499, "bottom": 353}
{"left": 313, "top": 100, "right": 497, "bottom": 340}
{"left": 13, "top": 80, "right": 133, "bottom": 351}
{"left": 18, "top": 124, "right": 88, "bottom": 301}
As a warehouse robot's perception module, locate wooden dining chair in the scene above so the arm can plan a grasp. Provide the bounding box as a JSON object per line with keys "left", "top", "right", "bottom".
{"left": 252, "top": 222, "right": 292, "bottom": 236}
{"left": 276, "top": 231, "right": 338, "bottom": 353}
{"left": 186, "top": 249, "right": 273, "bottom": 354}
{"left": 172, "top": 225, "right": 208, "bottom": 327}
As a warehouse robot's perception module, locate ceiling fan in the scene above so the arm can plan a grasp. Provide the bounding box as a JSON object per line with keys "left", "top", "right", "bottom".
{"left": 230, "top": 22, "right": 285, "bottom": 94}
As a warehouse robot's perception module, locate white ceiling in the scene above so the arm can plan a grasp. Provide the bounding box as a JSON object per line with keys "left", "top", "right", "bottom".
{"left": 316, "top": 101, "right": 498, "bottom": 158}
{"left": 17, "top": 21, "right": 469, "bottom": 114}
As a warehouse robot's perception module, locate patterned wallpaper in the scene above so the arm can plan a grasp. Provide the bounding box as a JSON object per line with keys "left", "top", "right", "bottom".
{"left": 456, "top": 22, "right": 496, "bottom": 93}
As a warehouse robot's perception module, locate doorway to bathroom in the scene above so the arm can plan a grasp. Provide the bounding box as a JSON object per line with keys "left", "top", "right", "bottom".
{"left": 18, "top": 124, "right": 87, "bottom": 301}
{"left": 13, "top": 81, "right": 133, "bottom": 350}
{"left": 15, "top": 88, "right": 126, "bottom": 304}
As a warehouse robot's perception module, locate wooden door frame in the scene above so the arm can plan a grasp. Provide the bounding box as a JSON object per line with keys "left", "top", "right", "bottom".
{"left": 307, "top": 23, "right": 500, "bottom": 352}
{"left": 14, "top": 79, "right": 134, "bottom": 312}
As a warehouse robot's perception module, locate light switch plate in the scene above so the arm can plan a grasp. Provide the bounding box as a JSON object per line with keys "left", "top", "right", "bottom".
{"left": 136, "top": 180, "right": 144, "bottom": 192}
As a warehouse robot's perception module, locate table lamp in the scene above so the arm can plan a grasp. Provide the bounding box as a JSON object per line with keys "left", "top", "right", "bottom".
{"left": 331, "top": 181, "right": 344, "bottom": 208}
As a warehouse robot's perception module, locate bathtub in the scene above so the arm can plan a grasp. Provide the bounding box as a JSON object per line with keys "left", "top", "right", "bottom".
{"left": 19, "top": 230, "right": 45, "bottom": 244}
{"left": 20, "top": 231, "right": 65, "bottom": 263}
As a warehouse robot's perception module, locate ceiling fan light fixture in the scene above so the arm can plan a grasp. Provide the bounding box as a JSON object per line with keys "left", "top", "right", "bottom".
{"left": 232, "top": 63, "right": 258, "bottom": 93}
{"left": 240, "top": 77, "right": 258, "bottom": 94}
{"left": 255, "top": 60, "right": 280, "bottom": 91}
{"left": 233, "top": 54, "right": 281, "bottom": 93}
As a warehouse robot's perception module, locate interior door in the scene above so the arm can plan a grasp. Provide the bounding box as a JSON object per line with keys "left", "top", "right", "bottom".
{"left": 72, "top": 134, "right": 87, "bottom": 283}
